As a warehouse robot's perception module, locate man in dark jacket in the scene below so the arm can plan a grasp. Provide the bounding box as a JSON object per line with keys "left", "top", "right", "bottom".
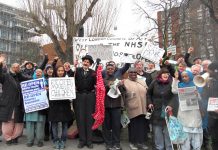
{"left": 0, "top": 56, "right": 30, "bottom": 145}
{"left": 73, "top": 55, "right": 96, "bottom": 149}
{"left": 21, "top": 54, "right": 48, "bottom": 78}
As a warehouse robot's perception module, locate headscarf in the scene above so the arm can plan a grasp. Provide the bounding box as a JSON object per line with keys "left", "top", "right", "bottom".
{"left": 178, "top": 70, "right": 202, "bottom": 93}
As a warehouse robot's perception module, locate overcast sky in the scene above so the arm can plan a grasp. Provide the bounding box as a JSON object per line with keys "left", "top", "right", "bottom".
{"left": 0, "top": 0, "right": 152, "bottom": 38}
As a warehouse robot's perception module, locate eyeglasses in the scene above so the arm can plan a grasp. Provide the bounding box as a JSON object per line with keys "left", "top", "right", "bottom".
{"left": 129, "top": 71, "right": 137, "bottom": 73}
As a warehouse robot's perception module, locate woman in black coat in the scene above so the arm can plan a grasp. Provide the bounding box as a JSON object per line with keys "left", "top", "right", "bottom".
{"left": 48, "top": 65, "right": 73, "bottom": 149}
{"left": 0, "top": 59, "right": 29, "bottom": 145}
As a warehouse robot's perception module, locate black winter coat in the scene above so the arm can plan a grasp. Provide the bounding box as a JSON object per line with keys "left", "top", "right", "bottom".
{"left": 0, "top": 64, "right": 29, "bottom": 123}
{"left": 48, "top": 100, "right": 73, "bottom": 122}
{"left": 147, "top": 79, "right": 178, "bottom": 125}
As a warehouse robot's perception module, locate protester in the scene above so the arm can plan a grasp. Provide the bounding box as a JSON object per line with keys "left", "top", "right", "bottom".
{"left": 25, "top": 69, "right": 47, "bottom": 147}
{"left": 172, "top": 70, "right": 203, "bottom": 150}
{"left": 48, "top": 65, "right": 73, "bottom": 150}
{"left": 201, "top": 60, "right": 212, "bottom": 74}
{"left": 0, "top": 56, "right": 30, "bottom": 145}
{"left": 184, "top": 47, "right": 202, "bottom": 67}
{"left": 201, "top": 62, "right": 218, "bottom": 149}
{"left": 63, "top": 62, "right": 74, "bottom": 77}
{"left": 102, "top": 62, "right": 126, "bottom": 150}
{"left": 145, "top": 61, "right": 158, "bottom": 81}
{"left": 73, "top": 55, "right": 96, "bottom": 149}
{"left": 102, "top": 61, "right": 130, "bottom": 80}
{"left": 147, "top": 68, "right": 176, "bottom": 150}
{"left": 191, "top": 64, "right": 202, "bottom": 76}
{"left": 134, "top": 60, "right": 152, "bottom": 86}
{"left": 123, "top": 67, "right": 148, "bottom": 150}
{"left": 21, "top": 54, "right": 48, "bottom": 78}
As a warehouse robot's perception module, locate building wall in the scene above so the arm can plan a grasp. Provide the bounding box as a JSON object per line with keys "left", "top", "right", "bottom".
{"left": 157, "top": 0, "right": 218, "bottom": 61}
{"left": 0, "top": 2, "right": 40, "bottom": 65}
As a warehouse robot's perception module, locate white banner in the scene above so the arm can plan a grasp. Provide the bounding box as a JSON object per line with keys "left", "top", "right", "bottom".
{"left": 73, "top": 37, "right": 154, "bottom": 63}
{"left": 21, "top": 78, "right": 49, "bottom": 113}
{"left": 49, "top": 77, "right": 76, "bottom": 100}
{"left": 178, "top": 86, "right": 199, "bottom": 111}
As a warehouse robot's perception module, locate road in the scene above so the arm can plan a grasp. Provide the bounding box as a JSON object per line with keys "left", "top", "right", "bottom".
{"left": 0, "top": 128, "right": 152, "bottom": 150}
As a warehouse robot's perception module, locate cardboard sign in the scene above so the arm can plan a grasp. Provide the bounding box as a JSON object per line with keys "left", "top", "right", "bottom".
{"left": 49, "top": 77, "right": 76, "bottom": 100}
{"left": 207, "top": 97, "right": 218, "bottom": 111}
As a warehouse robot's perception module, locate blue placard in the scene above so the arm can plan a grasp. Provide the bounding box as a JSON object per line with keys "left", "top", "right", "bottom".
{"left": 21, "top": 78, "right": 49, "bottom": 113}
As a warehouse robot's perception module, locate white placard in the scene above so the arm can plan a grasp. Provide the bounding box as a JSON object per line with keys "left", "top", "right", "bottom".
{"left": 21, "top": 78, "right": 49, "bottom": 113}
{"left": 167, "top": 45, "right": 177, "bottom": 55}
{"left": 49, "top": 77, "right": 76, "bottom": 100}
{"left": 207, "top": 97, "right": 218, "bottom": 111}
{"left": 141, "top": 42, "right": 165, "bottom": 64}
{"left": 178, "top": 86, "right": 199, "bottom": 111}
{"left": 88, "top": 45, "right": 113, "bottom": 61}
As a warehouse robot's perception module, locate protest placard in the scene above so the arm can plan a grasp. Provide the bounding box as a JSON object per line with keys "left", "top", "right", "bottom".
{"left": 207, "top": 97, "right": 218, "bottom": 111}
{"left": 49, "top": 77, "right": 76, "bottom": 100}
{"left": 21, "top": 78, "right": 49, "bottom": 113}
{"left": 178, "top": 86, "right": 199, "bottom": 111}
{"left": 167, "top": 45, "right": 177, "bottom": 55}
{"left": 141, "top": 42, "right": 165, "bottom": 64}
{"left": 88, "top": 45, "right": 113, "bottom": 61}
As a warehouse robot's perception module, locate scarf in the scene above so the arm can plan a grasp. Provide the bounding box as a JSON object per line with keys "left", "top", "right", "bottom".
{"left": 92, "top": 65, "right": 106, "bottom": 130}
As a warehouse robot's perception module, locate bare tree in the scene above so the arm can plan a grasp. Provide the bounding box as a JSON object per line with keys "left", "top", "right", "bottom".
{"left": 134, "top": 0, "right": 189, "bottom": 52}
{"left": 85, "top": 0, "right": 120, "bottom": 37}
{"left": 22, "top": 0, "right": 99, "bottom": 63}
{"left": 199, "top": 0, "right": 218, "bottom": 24}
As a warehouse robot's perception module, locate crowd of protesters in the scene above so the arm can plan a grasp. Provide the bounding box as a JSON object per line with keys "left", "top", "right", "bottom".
{"left": 0, "top": 46, "right": 217, "bottom": 150}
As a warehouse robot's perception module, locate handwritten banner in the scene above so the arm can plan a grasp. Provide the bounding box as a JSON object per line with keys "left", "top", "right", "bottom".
{"left": 141, "top": 42, "right": 165, "bottom": 64}
{"left": 21, "top": 78, "right": 49, "bottom": 113}
{"left": 73, "top": 37, "right": 155, "bottom": 63}
{"left": 49, "top": 77, "right": 76, "bottom": 100}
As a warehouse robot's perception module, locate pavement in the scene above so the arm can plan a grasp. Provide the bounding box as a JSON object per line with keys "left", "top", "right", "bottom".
{"left": 0, "top": 128, "right": 152, "bottom": 150}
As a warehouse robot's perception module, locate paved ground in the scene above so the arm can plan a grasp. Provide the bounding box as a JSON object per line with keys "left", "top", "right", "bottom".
{"left": 0, "top": 128, "right": 153, "bottom": 150}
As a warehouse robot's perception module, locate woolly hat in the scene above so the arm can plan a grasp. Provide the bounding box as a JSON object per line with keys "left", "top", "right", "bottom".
{"left": 24, "top": 61, "right": 34, "bottom": 68}
{"left": 45, "top": 64, "right": 53, "bottom": 72}
{"left": 208, "top": 61, "right": 218, "bottom": 73}
{"left": 82, "top": 55, "right": 94, "bottom": 65}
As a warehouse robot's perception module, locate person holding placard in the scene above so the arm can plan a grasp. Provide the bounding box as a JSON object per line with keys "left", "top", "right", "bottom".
{"left": 201, "top": 62, "right": 218, "bottom": 149}
{"left": 25, "top": 69, "right": 47, "bottom": 147}
{"left": 48, "top": 65, "right": 73, "bottom": 150}
{"left": 172, "top": 70, "right": 203, "bottom": 150}
{"left": 73, "top": 55, "right": 96, "bottom": 149}
{"left": 0, "top": 55, "right": 30, "bottom": 145}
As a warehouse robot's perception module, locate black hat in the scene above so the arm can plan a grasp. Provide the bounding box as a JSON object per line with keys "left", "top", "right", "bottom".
{"left": 193, "top": 57, "right": 201, "bottom": 62}
{"left": 208, "top": 61, "right": 218, "bottom": 73}
{"left": 82, "top": 55, "right": 94, "bottom": 65}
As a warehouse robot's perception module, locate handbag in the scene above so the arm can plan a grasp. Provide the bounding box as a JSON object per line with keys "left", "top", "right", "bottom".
{"left": 166, "top": 112, "right": 188, "bottom": 144}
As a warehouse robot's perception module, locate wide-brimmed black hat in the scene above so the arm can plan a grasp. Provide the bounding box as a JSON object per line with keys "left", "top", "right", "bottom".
{"left": 82, "top": 55, "right": 94, "bottom": 65}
